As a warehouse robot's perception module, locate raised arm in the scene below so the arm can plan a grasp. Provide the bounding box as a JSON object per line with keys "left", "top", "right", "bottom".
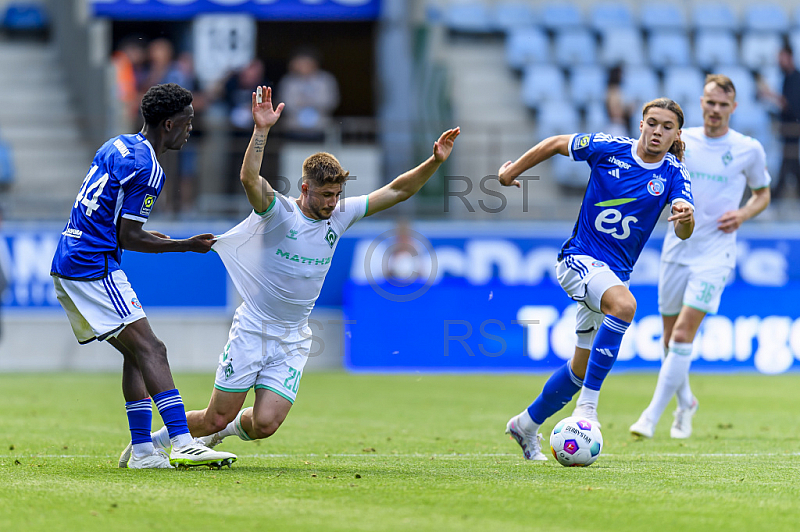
{"left": 366, "top": 127, "right": 460, "bottom": 216}
{"left": 118, "top": 218, "right": 215, "bottom": 253}
{"left": 240, "top": 85, "right": 285, "bottom": 212}
{"left": 497, "top": 134, "right": 572, "bottom": 187}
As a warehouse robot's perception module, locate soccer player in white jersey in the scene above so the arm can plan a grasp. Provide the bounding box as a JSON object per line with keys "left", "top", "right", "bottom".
{"left": 498, "top": 98, "right": 696, "bottom": 461}
{"left": 630, "top": 75, "right": 771, "bottom": 439}
{"left": 51, "top": 84, "right": 236, "bottom": 469}
{"left": 142, "top": 86, "right": 459, "bottom": 454}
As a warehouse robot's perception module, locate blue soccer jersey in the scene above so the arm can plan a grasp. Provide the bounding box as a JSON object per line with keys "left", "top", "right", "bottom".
{"left": 51, "top": 133, "right": 164, "bottom": 280}
{"left": 559, "top": 132, "right": 694, "bottom": 280}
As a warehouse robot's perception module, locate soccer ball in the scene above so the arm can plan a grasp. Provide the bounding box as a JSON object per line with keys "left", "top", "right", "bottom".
{"left": 549, "top": 416, "right": 603, "bottom": 467}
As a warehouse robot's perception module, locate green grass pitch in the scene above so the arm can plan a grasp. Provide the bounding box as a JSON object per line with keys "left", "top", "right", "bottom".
{"left": 1, "top": 372, "right": 798, "bottom": 532}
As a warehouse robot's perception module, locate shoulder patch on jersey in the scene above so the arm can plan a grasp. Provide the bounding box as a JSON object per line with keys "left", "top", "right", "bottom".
{"left": 140, "top": 194, "right": 156, "bottom": 216}
{"left": 573, "top": 134, "right": 591, "bottom": 151}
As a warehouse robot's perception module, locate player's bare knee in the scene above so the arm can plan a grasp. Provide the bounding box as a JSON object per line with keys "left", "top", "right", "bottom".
{"left": 608, "top": 298, "right": 636, "bottom": 322}
{"left": 250, "top": 415, "right": 283, "bottom": 439}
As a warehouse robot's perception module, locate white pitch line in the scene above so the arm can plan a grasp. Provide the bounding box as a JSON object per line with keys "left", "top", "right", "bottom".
{"left": 1, "top": 452, "right": 799, "bottom": 459}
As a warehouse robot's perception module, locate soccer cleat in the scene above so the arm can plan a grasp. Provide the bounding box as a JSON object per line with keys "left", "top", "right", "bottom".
{"left": 671, "top": 398, "right": 699, "bottom": 439}
{"left": 629, "top": 414, "right": 656, "bottom": 438}
{"left": 127, "top": 449, "right": 173, "bottom": 469}
{"left": 196, "top": 432, "right": 224, "bottom": 449}
{"left": 572, "top": 403, "right": 601, "bottom": 429}
{"left": 118, "top": 441, "right": 133, "bottom": 468}
{"left": 505, "top": 415, "right": 547, "bottom": 461}
{"left": 169, "top": 441, "right": 237, "bottom": 469}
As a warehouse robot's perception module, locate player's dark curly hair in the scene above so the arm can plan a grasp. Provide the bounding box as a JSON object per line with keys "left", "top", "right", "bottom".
{"left": 140, "top": 83, "right": 193, "bottom": 126}
{"left": 642, "top": 98, "right": 685, "bottom": 161}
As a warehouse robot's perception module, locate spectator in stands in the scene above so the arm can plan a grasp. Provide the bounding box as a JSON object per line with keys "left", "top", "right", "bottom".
{"left": 277, "top": 47, "right": 340, "bottom": 142}
{"left": 605, "top": 65, "right": 631, "bottom": 137}
{"left": 142, "top": 38, "right": 189, "bottom": 90}
{"left": 759, "top": 44, "right": 800, "bottom": 199}
{"left": 111, "top": 36, "right": 148, "bottom": 133}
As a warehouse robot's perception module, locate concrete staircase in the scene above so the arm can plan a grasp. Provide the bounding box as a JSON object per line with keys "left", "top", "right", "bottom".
{"left": 0, "top": 39, "right": 91, "bottom": 219}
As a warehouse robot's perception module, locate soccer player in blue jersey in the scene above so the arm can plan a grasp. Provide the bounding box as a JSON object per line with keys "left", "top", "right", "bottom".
{"left": 51, "top": 83, "right": 236, "bottom": 469}
{"left": 498, "top": 98, "right": 696, "bottom": 461}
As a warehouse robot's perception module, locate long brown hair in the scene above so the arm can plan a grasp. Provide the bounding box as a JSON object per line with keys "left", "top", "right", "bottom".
{"left": 642, "top": 98, "right": 685, "bottom": 161}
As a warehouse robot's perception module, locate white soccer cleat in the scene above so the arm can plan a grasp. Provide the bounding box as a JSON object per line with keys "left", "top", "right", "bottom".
{"left": 505, "top": 415, "right": 547, "bottom": 461}
{"left": 127, "top": 449, "right": 173, "bottom": 469}
{"left": 118, "top": 441, "right": 133, "bottom": 468}
{"left": 629, "top": 414, "right": 656, "bottom": 438}
{"left": 572, "top": 403, "right": 602, "bottom": 429}
{"left": 671, "top": 398, "right": 699, "bottom": 439}
{"left": 196, "top": 432, "right": 224, "bottom": 449}
{"left": 170, "top": 441, "right": 237, "bottom": 469}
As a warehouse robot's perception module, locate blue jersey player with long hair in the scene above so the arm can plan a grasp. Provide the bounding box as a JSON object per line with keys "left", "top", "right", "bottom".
{"left": 498, "top": 98, "right": 696, "bottom": 461}
{"left": 51, "top": 83, "right": 236, "bottom": 469}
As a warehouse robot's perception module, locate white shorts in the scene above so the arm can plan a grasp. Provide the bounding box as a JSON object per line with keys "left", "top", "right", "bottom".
{"left": 658, "top": 261, "right": 731, "bottom": 316}
{"left": 214, "top": 307, "right": 311, "bottom": 404}
{"left": 52, "top": 269, "right": 147, "bottom": 344}
{"left": 556, "top": 254, "right": 628, "bottom": 349}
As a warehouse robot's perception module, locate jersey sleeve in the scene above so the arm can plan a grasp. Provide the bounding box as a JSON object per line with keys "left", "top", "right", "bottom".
{"left": 334, "top": 194, "right": 369, "bottom": 232}
{"left": 668, "top": 162, "right": 695, "bottom": 210}
{"left": 119, "top": 154, "right": 161, "bottom": 224}
{"left": 568, "top": 132, "right": 611, "bottom": 164}
{"left": 744, "top": 141, "right": 772, "bottom": 190}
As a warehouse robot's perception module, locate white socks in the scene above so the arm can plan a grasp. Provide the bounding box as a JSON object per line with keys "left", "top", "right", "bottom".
{"left": 576, "top": 387, "right": 600, "bottom": 406}
{"left": 643, "top": 341, "right": 693, "bottom": 423}
{"left": 516, "top": 409, "right": 540, "bottom": 435}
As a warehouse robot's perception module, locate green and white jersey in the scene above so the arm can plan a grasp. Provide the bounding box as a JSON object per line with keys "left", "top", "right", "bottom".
{"left": 213, "top": 193, "right": 368, "bottom": 341}
{"left": 661, "top": 127, "right": 771, "bottom": 268}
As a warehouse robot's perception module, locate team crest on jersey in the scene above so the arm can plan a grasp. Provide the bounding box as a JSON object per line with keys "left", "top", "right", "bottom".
{"left": 140, "top": 194, "right": 156, "bottom": 216}
{"left": 131, "top": 298, "right": 142, "bottom": 309}
{"left": 325, "top": 226, "right": 338, "bottom": 248}
{"left": 573, "top": 134, "right": 590, "bottom": 151}
{"left": 647, "top": 176, "right": 665, "bottom": 196}
{"left": 722, "top": 150, "right": 733, "bottom": 166}
{"left": 286, "top": 229, "right": 298, "bottom": 240}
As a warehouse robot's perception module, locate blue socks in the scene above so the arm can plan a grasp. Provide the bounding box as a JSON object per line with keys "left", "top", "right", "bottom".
{"left": 584, "top": 315, "right": 630, "bottom": 391}
{"left": 126, "top": 398, "right": 154, "bottom": 457}
{"left": 527, "top": 362, "right": 584, "bottom": 424}
{"left": 153, "top": 389, "right": 192, "bottom": 448}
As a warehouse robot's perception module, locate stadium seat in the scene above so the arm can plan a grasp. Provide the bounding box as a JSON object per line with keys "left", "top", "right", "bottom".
{"left": 743, "top": 4, "right": 789, "bottom": 33}
{"left": 493, "top": 2, "right": 537, "bottom": 33}
{"left": 648, "top": 30, "right": 692, "bottom": 68}
{"left": 541, "top": 2, "right": 583, "bottom": 31}
{"left": 537, "top": 100, "right": 580, "bottom": 139}
{"left": 681, "top": 100, "right": 703, "bottom": 128}
{"left": 741, "top": 32, "right": 782, "bottom": 70}
{"left": 600, "top": 28, "right": 645, "bottom": 66}
{"left": 730, "top": 102, "right": 772, "bottom": 140}
{"left": 758, "top": 65, "right": 782, "bottom": 94}
{"left": 0, "top": 140, "right": 15, "bottom": 185}
{"left": 589, "top": 3, "right": 635, "bottom": 33}
{"left": 553, "top": 28, "right": 597, "bottom": 67}
{"left": 506, "top": 28, "right": 549, "bottom": 70}
{"left": 444, "top": 3, "right": 494, "bottom": 34}
{"left": 585, "top": 101, "right": 611, "bottom": 132}
{"left": 522, "top": 65, "right": 566, "bottom": 109}
{"left": 552, "top": 152, "right": 589, "bottom": 188}
{"left": 724, "top": 66, "right": 758, "bottom": 103}
{"left": 691, "top": 3, "right": 738, "bottom": 32}
{"left": 2, "top": 1, "right": 48, "bottom": 33}
{"left": 663, "top": 66, "right": 705, "bottom": 109}
{"left": 621, "top": 66, "right": 661, "bottom": 104}
{"left": 569, "top": 65, "right": 607, "bottom": 107}
{"left": 640, "top": 3, "right": 687, "bottom": 32}
{"left": 694, "top": 30, "right": 738, "bottom": 70}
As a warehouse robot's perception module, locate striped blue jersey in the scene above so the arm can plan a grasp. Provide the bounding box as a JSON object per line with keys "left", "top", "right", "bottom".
{"left": 560, "top": 132, "right": 694, "bottom": 281}
{"left": 51, "top": 133, "right": 164, "bottom": 280}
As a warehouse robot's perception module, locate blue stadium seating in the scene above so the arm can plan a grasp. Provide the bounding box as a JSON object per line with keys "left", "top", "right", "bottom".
{"left": 640, "top": 3, "right": 687, "bottom": 32}
{"left": 569, "top": 65, "right": 607, "bottom": 107}
{"left": 522, "top": 64, "right": 566, "bottom": 109}
{"left": 505, "top": 28, "right": 549, "bottom": 70}
{"left": 724, "top": 66, "right": 758, "bottom": 103}
{"left": 589, "top": 3, "right": 635, "bottom": 33}
{"left": 541, "top": 2, "right": 583, "bottom": 31}
{"left": 695, "top": 30, "right": 739, "bottom": 69}
{"left": 663, "top": 66, "right": 705, "bottom": 107}
{"left": 537, "top": 100, "right": 580, "bottom": 139}
{"left": 743, "top": 4, "right": 789, "bottom": 33}
{"left": 493, "top": 2, "right": 537, "bottom": 33}
{"left": 444, "top": 3, "right": 494, "bottom": 34}
{"left": 741, "top": 32, "right": 782, "bottom": 70}
{"left": 648, "top": 30, "right": 692, "bottom": 68}
{"left": 553, "top": 28, "right": 597, "bottom": 67}
{"left": 691, "top": 3, "right": 738, "bottom": 32}
{"left": 600, "top": 28, "right": 645, "bottom": 66}
{"left": 621, "top": 66, "right": 661, "bottom": 104}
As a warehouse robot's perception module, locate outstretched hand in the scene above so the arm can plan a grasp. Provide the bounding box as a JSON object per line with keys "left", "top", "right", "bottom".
{"left": 433, "top": 127, "right": 460, "bottom": 162}
{"left": 252, "top": 86, "right": 284, "bottom": 129}
{"left": 186, "top": 233, "right": 217, "bottom": 254}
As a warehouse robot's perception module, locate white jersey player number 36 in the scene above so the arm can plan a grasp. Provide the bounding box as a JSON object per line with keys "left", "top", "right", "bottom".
{"left": 595, "top": 208, "right": 638, "bottom": 240}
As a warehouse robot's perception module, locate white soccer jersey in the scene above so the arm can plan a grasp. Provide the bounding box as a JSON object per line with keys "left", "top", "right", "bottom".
{"left": 661, "top": 127, "right": 771, "bottom": 268}
{"left": 213, "top": 193, "right": 368, "bottom": 341}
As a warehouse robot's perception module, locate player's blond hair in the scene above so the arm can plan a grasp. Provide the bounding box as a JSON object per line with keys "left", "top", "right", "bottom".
{"left": 704, "top": 74, "right": 736, "bottom": 98}
{"left": 642, "top": 98, "right": 685, "bottom": 161}
{"left": 302, "top": 152, "right": 350, "bottom": 187}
